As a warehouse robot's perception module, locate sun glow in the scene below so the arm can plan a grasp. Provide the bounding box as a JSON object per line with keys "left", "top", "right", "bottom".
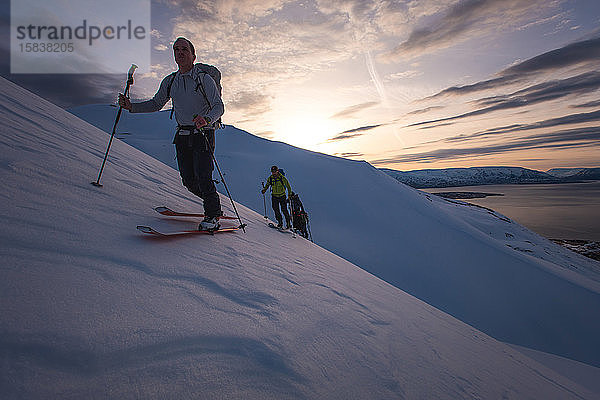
{"left": 270, "top": 114, "right": 346, "bottom": 153}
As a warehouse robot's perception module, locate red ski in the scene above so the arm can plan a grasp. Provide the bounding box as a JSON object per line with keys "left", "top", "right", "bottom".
{"left": 154, "top": 206, "right": 237, "bottom": 219}
{"left": 137, "top": 225, "right": 241, "bottom": 236}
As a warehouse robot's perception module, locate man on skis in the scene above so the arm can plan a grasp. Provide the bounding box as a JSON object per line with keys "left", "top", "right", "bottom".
{"left": 262, "top": 165, "right": 293, "bottom": 229}
{"left": 118, "top": 37, "right": 224, "bottom": 231}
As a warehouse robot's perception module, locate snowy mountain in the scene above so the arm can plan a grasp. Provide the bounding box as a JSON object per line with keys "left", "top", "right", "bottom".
{"left": 4, "top": 78, "right": 597, "bottom": 398}
{"left": 546, "top": 168, "right": 586, "bottom": 178}
{"left": 381, "top": 166, "right": 562, "bottom": 188}
{"left": 571, "top": 167, "right": 600, "bottom": 180}
{"left": 69, "top": 103, "right": 600, "bottom": 378}
{"left": 547, "top": 167, "right": 600, "bottom": 180}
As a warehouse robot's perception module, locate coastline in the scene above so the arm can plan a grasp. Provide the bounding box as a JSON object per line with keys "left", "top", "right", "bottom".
{"left": 550, "top": 239, "right": 600, "bottom": 262}
{"left": 428, "top": 188, "right": 600, "bottom": 262}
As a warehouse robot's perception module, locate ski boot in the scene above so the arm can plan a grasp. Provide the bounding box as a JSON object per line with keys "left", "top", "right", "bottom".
{"left": 199, "top": 216, "right": 220, "bottom": 232}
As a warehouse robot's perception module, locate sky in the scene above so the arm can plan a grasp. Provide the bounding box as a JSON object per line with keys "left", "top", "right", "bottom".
{"left": 1, "top": 0, "right": 599, "bottom": 171}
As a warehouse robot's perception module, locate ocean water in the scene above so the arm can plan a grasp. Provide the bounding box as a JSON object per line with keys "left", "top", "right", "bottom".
{"left": 424, "top": 181, "right": 600, "bottom": 241}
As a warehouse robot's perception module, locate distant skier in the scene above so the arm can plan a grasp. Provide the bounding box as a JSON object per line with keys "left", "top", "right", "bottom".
{"left": 262, "top": 166, "right": 293, "bottom": 229}
{"left": 118, "top": 37, "right": 224, "bottom": 231}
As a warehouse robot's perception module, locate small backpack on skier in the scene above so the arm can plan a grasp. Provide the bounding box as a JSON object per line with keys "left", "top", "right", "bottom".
{"left": 289, "top": 192, "right": 310, "bottom": 239}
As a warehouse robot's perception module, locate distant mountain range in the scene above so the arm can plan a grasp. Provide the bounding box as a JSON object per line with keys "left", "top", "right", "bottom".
{"left": 381, "top": 166, "right": 600, "bottom": 188}
{"left": 547, "top": 168, "right": 600, "bottom": 180}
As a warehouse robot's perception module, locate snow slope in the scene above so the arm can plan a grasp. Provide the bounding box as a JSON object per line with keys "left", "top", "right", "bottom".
{"left": 1, "top": 78, "right": 597, "bottom": 398}
{"left": 70, "top": 104, "right": 600, "bottom": 372}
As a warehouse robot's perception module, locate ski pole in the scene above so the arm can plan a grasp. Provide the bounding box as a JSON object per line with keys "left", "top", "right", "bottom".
{"left": 261, "top": 182, "right": 268, "bottom": 220}
{"left": 196, "top": 123, "right": 246, "bottom": 232}
{"left": 306, "top": 217, "right": 313, "bottom": 242}
{"left": 92, "top": 64, "right": 137, "bottom": 187}
{"left": 288, "top": 196, "right": 296, "bottom": 238}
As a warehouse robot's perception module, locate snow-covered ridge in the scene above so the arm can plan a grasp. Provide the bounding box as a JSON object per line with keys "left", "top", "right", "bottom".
{"left": 547, "top": 168, "right": 587, "bottom": 178}
{"left": 547, "top": 167, "right": 600, "bottom": 180}
{"left": 70, "top": 102, "right": 600, "bottom": 372}
{"left": 2, "top": 77, "right": 598, "bottom": 398}
{"left": 381, "top": 166, "right": 564, "bottom": 188}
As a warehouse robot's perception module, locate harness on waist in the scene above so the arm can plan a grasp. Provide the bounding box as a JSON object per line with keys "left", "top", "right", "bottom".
{"left": 173, "top": 125, "right": 215, "bottom": 152}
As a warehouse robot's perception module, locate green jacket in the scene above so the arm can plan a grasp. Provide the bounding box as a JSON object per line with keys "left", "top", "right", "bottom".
{"left": 264, "top": 173, "right": 292, "bottom": 197}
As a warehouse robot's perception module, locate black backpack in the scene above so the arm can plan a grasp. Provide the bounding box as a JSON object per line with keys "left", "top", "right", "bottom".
{"left": 290, "top": 193, "right": 304, "bottom": 214}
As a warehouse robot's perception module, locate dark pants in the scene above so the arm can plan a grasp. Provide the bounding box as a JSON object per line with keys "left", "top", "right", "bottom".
{"left": 272, "top": 195, "right": 291, "bottom": 225}
{"left": 175, "top": 131, "right": 221, "bottom": 217}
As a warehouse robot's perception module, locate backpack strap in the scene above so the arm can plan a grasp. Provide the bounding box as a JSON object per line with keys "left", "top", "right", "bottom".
{"left": 271, "top": 175, "right": 285, "bottom": 194}
{"left": 195, "top": 64, "right": 224, "bottom": 127}
{"left": 194, "top": 73, "right": 212, "bottom": 111}
{"left": 166, "top": 72, "right": 177, "bottom": 120}
{"left": 166, "top": 69, "right": 219, "bottom": 124}
{"left": 266, "top": 175, "right": 282, "bottom": 192}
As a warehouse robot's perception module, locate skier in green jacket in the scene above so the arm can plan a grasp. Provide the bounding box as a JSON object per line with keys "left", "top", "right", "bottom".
{"left": 262, "top": 165, "right": 293, "bottom": 229}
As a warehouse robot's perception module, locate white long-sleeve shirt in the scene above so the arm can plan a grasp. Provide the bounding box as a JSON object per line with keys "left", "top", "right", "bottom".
{"left": 130, "top": 64, "right": 224, "bottom": 131}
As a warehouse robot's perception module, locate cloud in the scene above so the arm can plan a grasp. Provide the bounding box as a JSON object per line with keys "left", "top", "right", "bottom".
{"left": 386, "top": 0, "right": 554, "bottom": 60}
{"left": 409, "top": 71, "right": 600, "bottom": 127}
{"left": 341, "top": 123, "right": 383, "bottom": 134}
{"left": 334, "top": 151, "right": 364, "bottom": 158}
{"left": 516, "top": 11, "right": 569, "bottom": 31}
{"left": 330, "top": 101, "right": 379, "bottom": 119}
{"left": 405, "top": 106, "right": 445, "bottom": 115}
{"left": 163, "top": 1, "right": 486, "bottom": 121}
{"left": 314, "top": 0, "right": 413, "bottom": 38}
{"left": 476, "top": 71, "right": 600, "bottom": 107}
{"left": 0, "top": 0, "right": 591, "bottom": 130}
{"left": 425, "top": 37, "right": 600, "bottom": 100}
{"left": 501, "top": 37, "right": 600, "bottom": 76}
{"left": 0, "top": 1, "right": 378, "bottom": 114}
{"left": 326, "top": 133, "right": 363, "bottom": 142}
{"left": 371, "top": 126, "right": 600, "bottom": 165}
{"left": 417, "top": 122, "right": 455, "bottom": 130}
{"left": 387, "top": 70, "right": 423, "bottom": 80}
{"left": 326, "top": 123, "right": 384, "bottom": 142}
{"left": 226, "top": 91, "right": 272, "bottom": 117}
{"left": 443, "top": 110, "right": 600, "bottom": 143}
{"left": 167, "top": 2, "right": 366, "bottom": 113}
{"left": 342, "top": 124, "right": 386, "bottom": 133}
{"left": 423, "top": 75, "right": 524, "bottom": 100}
{"left": 150, "top": 29, "right": 163, "bottom": 39}
{"left": 571, "top": 100, "right": 600, "bottom": 109}
{"left": 163, "top": 0, "right": 288, "bottom": 22}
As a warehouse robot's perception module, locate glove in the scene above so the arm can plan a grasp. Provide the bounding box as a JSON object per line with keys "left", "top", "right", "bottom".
{"left": 193, "top": 115, "right": 208, "bottom": 130}
{"left": 118, "top": 93, "right": 132, "bottom": 110}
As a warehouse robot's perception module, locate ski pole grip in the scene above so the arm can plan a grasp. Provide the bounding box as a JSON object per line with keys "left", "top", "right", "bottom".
{"left": 128, "top": 64, "right": 138, "bottom": 76}
{"left": 127, "top": 64, "right": 138, "bottom": 84}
